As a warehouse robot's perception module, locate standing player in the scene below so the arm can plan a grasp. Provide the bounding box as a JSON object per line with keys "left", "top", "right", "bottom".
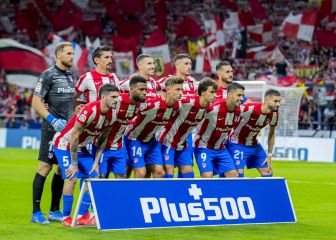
{"left": 100, "top": 76, "right": 147, "bottom": 178}
{"left": 215, "top": 61, "right": 248, "bottom": 103}
{"left": 124, "top": 76, "right": 184, "bottom": 178}
{"left": 159, "top": 78, "right": 218, "bottom": 178}
{"left": 227, "top": 89, "right": 281, "bottom": 177}
{"left": 194, "top": 83, "right": 246, "bottom": 178}
{"left": 75, "top": 45, "right": 119, "bottom": 103}
{"left": 119, "top": 54, "right": 158, "bottom": 98}
{"left": 31, "top": 42, "right": 75, "bottom": 224}
{"left": 53, "top": 84, "right": 119, "bottom": 226}
{"left": 157, "top": 54, "right": 197, "bottom": 97}
{"left": 157, "top": 54, "right": 198, "bottom": 177}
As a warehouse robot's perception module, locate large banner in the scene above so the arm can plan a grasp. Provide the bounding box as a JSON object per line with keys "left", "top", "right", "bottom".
{"left": 75, "top": 178, "right": 296, "bottom": 230}
{"left": 260, "top": 136, "right": 336, "bottom": 162}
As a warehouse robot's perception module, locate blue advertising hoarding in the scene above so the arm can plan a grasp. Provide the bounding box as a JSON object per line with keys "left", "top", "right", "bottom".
{"left": 75, "top": 178, "right": 296, "bottom": 230}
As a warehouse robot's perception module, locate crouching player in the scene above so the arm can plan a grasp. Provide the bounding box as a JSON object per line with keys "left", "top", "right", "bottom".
{"left": 194, "top": 82, "right": 245, "bottom": 178}
{"left": 159, "top": 78, "right": 218, "bottom": 178}
{"left": 99, "top": 76, "right": 147, "bottom": 178}
{"left": 52, "top": 84, "right": 119, "bottom": 226}
{"left": 124, "top": 76, "right": 183, "bottom": 178}
{"left": 227, "top": 89, "right": 281, "bottom": 177}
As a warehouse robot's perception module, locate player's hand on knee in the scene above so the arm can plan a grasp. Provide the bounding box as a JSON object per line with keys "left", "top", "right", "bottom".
{"left": 90, "top": 163, "right": 99, "bottom": 175}
{"left": 46, "top": 114, "right": 67, "bottom": 131}
{"left": 66, "top": 164, "right": 78, "bottom": 179}
{"left": 262, "top": 156, "right": 272, "bottom": 171}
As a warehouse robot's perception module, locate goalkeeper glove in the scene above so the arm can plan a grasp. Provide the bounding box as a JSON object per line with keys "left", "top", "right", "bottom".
{"left": 46, "top": 114, "right": 67, "bottom": 132}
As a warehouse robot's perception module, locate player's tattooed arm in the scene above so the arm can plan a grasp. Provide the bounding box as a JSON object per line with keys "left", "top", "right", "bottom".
{"left": 69, "top": 122, "right": 84, "bottom": 164}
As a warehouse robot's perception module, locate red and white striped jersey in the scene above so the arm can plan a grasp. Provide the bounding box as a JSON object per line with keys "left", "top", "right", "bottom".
{"left": 157, "top": 75, "right": 198, "bottom": 97}
{"left": 76, "top": 70, "right": 120, "bottom": 103}
{"left": 194, "top": 100, "right": 244, "bottom": 150}
{"left": 119, "top": 76, "right": 158, "bottom": 98}
{"left": 53, "top": 101, "right": 116, "bottom": 151}
{"left": 105, "top": 93, "right": 138, "bottom": 150}
{"left": 159, "top": 96, "right": 208, "bottom": 150}
{"left": 215, "top": 85, "right": 227, "bottom": 100}
{"left": 230, "top": 102, "right": 279, "bottom": 146}
{"left": 125, "top": 95, "right": 179, "bottom": 142}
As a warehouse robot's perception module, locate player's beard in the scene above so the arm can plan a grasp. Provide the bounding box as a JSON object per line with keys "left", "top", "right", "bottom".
{"left": 222, "top": 77, "right": 232, "bottom": 84}
{"left": 61, "top": 59, "right": 73, "bottom": 68}
{"left": 134, "top": 95, "right": 146, "bottom": 103}
{"left": 269, "top": 105, "right": 279, "bottom": 112}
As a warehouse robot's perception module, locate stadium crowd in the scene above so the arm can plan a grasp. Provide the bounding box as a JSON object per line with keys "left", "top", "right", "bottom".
{"left": 0, "top": 0, "right": 335, "bottom": 130}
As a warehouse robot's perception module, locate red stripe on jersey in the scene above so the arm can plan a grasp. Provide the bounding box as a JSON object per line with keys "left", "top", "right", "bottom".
{"left": 105, "top": 93, "right": 138, "bottom": 150}
{"left": 76, "top": 70, "right": 119, "bottom": 103}
{"left": 157, "top": 75, "right": 197, "bottom": 97}
{"left": 53, "top": 101, "right": 115, "bottom": 150}
{"left": 125, "top": 96, "right": 179, "bottom": 142}
{"left": 230, "top": 102, "right": 279, "bottom": 146}
{"left": 159, "top": 96, "right": 207, "bottom": 150}
{"left": 119, "top": 76, "right": 158, "bottom": 97}
{"left": 194, "top": 100, "right": 242, "bottom": 150}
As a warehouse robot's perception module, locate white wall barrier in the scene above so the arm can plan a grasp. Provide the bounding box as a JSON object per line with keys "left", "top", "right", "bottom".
{"left": 0, "top": 128, "right": 335, "bottom": 162}
{"left": 260, "top": 137, "right": 336, "bottom": 163}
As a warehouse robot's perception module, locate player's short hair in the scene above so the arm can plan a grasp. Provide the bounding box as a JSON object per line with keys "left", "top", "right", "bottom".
{"left": 136, "top": 54, "right": 153, "bottom": 65}
{"left": 129, "top": 75, "right": 147, "bottom": 88}
{"left": 216, "top": 61, "right": 231, "bottom": 71}
{"left": 265, "top": 89, "right": 281, "bottom": 98}
{"left": 228, "top": 82, "right": 245, "bottom": 93}
{"left": 165, "top": 76, "right": 184, "bottom": 88}
{"left": 197, "top": 77, "right": 218, "bottom": 95}
{"left": 55, "top": 42, "right": 73, "bottom": 56}
{"left": 92, "top": 45, "right": 112, "bottom": 65}
{"left": 98, "top": 83, "right": 119, "bottom": 99}
{"left": 173, "top": 54, "right": 192, "bottom": 64}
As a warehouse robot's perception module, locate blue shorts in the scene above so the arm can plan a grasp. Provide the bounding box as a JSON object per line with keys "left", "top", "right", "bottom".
{"left": 226, "top": 142, "right": 267, "bottom": 170}
{"left": 99, "top": 148, "right": 127, "bottom": 175}
{"left": 53, "top": 147, "right": 98, "bottom": 180}
{"left": 124, "top": 139, "right": 163, "bottom": 168}
{"left": 194, "top": 148, "right": 236, "bottom": 175}
{"left": 162, "top": 145, "right": 193, "bottom": 167}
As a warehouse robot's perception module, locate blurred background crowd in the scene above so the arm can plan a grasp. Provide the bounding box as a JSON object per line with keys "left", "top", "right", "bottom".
{"left": 0, "top": 0, "right": 335, "bottom": 131}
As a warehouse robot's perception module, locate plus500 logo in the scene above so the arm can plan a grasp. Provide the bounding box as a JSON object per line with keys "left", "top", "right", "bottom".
{"left": 139, "top": 184, "right": 256, "bottom": 223}
{"left": 273, "top": 147, "right": 308, "bottom": 161}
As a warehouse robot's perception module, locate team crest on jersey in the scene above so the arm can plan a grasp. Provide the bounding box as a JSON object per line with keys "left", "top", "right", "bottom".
{"left": 202, "top": 163, "right": 206, "bottom": 168}
{"left": 236, "top": 160, "right": 240, "bottom": 165}
{"left": 140, "top": 103, "right": 148, "bottom": 111}
{"left": 35, "top": 82, "right": 42, "bottom": 93}
{"left": 134, "top": 158, "right": 138, "bottom": 163}
{"left": 165, "top": 155, "right": 169, "bottom": 161}
{"left": 79, "top": 114, "right": 86, "bottom": 122}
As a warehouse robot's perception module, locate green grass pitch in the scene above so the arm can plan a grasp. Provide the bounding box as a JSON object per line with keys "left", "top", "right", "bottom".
{"left": 0, "top": 148, "right": 335, "bottom": 240}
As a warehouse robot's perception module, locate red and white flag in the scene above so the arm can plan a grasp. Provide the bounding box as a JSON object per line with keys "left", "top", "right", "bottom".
{"left": 280, "top": 11, "right": 317, "bottom": 42}
{"left": 204, "top": 17, "right": 225, "bottom": 47}
{"left": 195, "top": 41, "right": 220, "bottom": 73}
{"left": 247, "top": 22, "right": 272, "bottom": 43}
{"left": 0, "top": 38, "right": 48, "bottom": 88}
{"left": 114, "top": 51, "right": 135, "bottom": 78}
{"left": 246, "top": 44, "right": 285, "bottom": 63}
{"left": 56, "top": 25, "right": 77, "bottom": 41}
{"left": 257, "top": 74, "right": 297, "bottom": 87}
{"left": 142, "top": 29, "right": 172, "bottom": 77}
